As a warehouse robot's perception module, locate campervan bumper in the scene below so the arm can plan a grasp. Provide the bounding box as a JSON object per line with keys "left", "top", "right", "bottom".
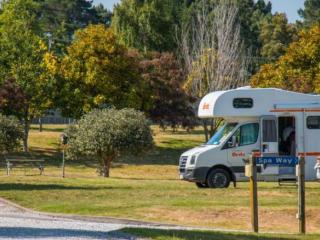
{"left": 179, "top": 167, "right": 209, "bottom": 182}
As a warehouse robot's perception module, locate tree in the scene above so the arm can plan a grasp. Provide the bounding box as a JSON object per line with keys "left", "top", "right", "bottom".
{"left": 0, "top": 78, "right": 27, "bottom": 118}
{"left": 179, "top": 0, "right": 251, "bottom": 140}
{"left": 0, "top": 114, "right": 23, "bottom": 153}
{"left": 139, "top": 52, "right": 196, "bottom": 131}
{"left": 52, "top": 24, "right": 143, "bottom": 119}
{"left": 112, "top": 0, "right": 188, "bottom": 52}
{"left": 251, "top": 25, "right": 320, "bottom": 94}
{"left": 0, "top": 0, "right": 55, "bottom": 151}
{"left": 66, "top": 108, "right": 154, "bottom": 177}
{"left": 259, "top": 13, "right": 297, "bottom": 61}
{"left": 36, "top": 0, "right": 111, "bottom": 54}
{"left": 298, "top": 0, "right": 320, "bottom": 27}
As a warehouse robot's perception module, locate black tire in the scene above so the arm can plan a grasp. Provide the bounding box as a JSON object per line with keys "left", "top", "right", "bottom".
{"left": 195, "top": 182, "right": 209, "bottom": 188}
{"left": 207, "top": 169, "right": 231, "bottom": 188}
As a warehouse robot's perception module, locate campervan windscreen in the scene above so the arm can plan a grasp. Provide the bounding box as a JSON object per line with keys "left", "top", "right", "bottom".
{"left": 207, "top": 123, "right": 238, "bottom": 145}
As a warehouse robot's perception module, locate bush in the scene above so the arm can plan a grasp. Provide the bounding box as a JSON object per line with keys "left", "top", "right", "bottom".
{"left": 0, "top": 114, "right": 23, "bottom": 153}
{"left": 66, "top": 108, "right": 154, "bottom": 177}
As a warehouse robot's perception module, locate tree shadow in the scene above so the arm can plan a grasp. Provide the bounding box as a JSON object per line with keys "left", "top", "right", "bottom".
{"left": 0, "top": 227, "right": 130, "bottom": 239}
{"left": 0, "top": 183, "right": 132, "bottom": 191}
{"left": 120, "top": 228, "right": 300, "bottom": 240}
{"left": 30, "top": 126, "right": 66, "bottom": 133}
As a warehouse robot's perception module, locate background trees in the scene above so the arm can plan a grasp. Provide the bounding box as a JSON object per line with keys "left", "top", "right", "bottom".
{"left": 259, "top": 13, "right": 297, "bottom": 61}
{"left": 0, "top": 0, "right": 55, "bottom": 151}
{"left": 251, "top": 25, "right": 320, "bottom": 94}
{"left": 139, "top": 52, "right": 196, "bottom": 131}
{"left": 36, "top": 0, "right": 111, "bottom": 54}
{"left": 66, "top": 108, "right": 154, "bottom": 177}
{"left": 112, "top": 0, "right": 188, "bottom": 52}
{"left": 0, "top": 115, "right": 23, "bottom": 153}
{"left": 298, "top": 0, "right": 320, "bottom": 27}
{"left": 53, "top": 24, "right": 143, "bottom": 119}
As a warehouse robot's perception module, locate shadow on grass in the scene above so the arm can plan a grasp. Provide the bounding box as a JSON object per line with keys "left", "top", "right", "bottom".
{"left": 0, "top": 183, "right": 132, "bottom": 191}
{"left": 30, "top": 126, "right": 66, "bottom": 133}
{"left": 0, "top": 227, "right": 120, "bottom": 239}
{"left": 121, "top": 228, "right": 300, "bottom": 240}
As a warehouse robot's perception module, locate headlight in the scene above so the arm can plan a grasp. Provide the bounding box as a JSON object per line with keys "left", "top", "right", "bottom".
{"left": 190, "top": 155, "right": 197, "bottom": 165}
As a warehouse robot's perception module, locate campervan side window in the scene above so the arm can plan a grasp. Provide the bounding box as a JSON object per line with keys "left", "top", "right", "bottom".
{"left": 307, "top": 116, "right": 320, "bottom": 129}
{"left": 233, "top": 98, "right": 253, "bottom": 108}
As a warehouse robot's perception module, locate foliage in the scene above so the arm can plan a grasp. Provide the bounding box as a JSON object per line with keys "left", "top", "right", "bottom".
{"left": 0, "top": 114, "right": 23, "bottom": 153}
{"left": 0, "top": 78, "right": 26, "bottom": 118}
{"left": 0, "top": 0, "right": 55, "bottom": 151}
{"left": 112, "top": 0, "right": 190, "bottom": 52}
{"left": 251, "top": 25, "right": 320, "bottom": 93}
{"left": 36, "top": 0, "right": 111, "bottom": 54}
{"left": 139, "top": 52, "right": 197, "bottom": 131}
{"left": 298, "top": 0, "right": 320, "bottom": 27}
{"left": 51, "top": 24, "right": 143, "bottom": 119}
{"left": 66, "top": 108, "right": 154, "bottom": 177}
{"left": 259, "top": 13, "right": 297, "bottom": 61}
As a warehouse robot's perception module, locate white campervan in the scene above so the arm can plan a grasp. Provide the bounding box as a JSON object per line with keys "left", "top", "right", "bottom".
{"left": 179, "top": 87, "right": 320, "bottom": 188}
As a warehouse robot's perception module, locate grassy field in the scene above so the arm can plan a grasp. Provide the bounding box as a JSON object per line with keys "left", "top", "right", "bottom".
{"left": 0, "top": 125, "right": 320, "bottom": 237}
{"left": 122, "top": 228, "right": 320, "bottom": 240}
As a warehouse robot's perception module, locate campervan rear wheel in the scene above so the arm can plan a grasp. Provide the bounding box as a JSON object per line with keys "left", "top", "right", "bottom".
{"left": 195, "top": 182, "right": 209, "bottom": 188}
{"left": 207, "top": 169, "right": 230, "bottom": 188}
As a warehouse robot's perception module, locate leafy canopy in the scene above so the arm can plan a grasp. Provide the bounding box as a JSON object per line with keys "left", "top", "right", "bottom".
{"left": 0, "top": 114, "right": 23, "bottom": 153}
{"left": 251, "top": 25, "right": 320, "bottom": 93}
{"left": 53, "top": 24, "right": 143, "bottom": 119}
{"left": 0, "top": 0, "right": 55, "bottom": 150}
{"left": 66, "top": 108, "right": 154, "bottom": 177}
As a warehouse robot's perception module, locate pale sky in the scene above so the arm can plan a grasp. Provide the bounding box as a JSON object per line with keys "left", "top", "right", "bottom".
{"left": 94, "top": 0, "right": 305, "bottom": 23}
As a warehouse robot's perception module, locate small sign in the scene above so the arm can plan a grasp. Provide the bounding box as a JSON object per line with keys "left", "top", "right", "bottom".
{"left": 256, "top": 156, "right": 298, "bottom": 166}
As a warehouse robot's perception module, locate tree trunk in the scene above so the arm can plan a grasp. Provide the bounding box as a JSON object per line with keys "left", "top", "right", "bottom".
{"left": 39, "top": 118, "right": 43, "bottom": 132}
{"left": 102, "top": 156, "right": 112, "bottom": 178}
{"left": 23, "top": 118, "right": 30, "bottom": 152}
{"left": 203, "top": 120, "right": 209, "bottom": 142}
{"left": 209, "top": 119, "right": 215, "bottom": 138}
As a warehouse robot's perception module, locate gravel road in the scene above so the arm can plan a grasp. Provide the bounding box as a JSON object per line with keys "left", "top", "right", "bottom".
{"left": 0, "top": 199, "right": 140, "bottom": 240}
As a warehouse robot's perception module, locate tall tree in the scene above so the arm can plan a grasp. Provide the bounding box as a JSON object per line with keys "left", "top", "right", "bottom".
{"left": 251, "top": 25, "right": 320, "bottom": 94}
{"left": 36, "top": 0, "right": 111, "bottom": 54}
{"left": 112, "top": 0, "right": 189, "bottom": 52}
{"left": 259, "top": 13, "right": 297, "bottom": 61}
{"left": 0, "top": 0, "right": 55, "bottom": 151}
{"left": 51, "top": 24, "right": 144, "bottom": 119}
{"left": 139, "top": 52, "right": 196, "bottom": 131}
{"left": 179, "top": 0, "right": 251, "bottom": 140}
{"left": 298, "top": 0, "right": 320, "bottom": 27}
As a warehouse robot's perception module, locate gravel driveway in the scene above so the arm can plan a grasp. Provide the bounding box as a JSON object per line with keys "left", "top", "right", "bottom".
{"left": 0, "top": 198, "right": 140, "bottom": 240}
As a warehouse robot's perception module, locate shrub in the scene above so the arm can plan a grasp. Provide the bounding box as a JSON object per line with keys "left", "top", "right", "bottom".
{"left": 66, "top": 108, "right": 154, "bottom": 177}
{"left": 0, "top": 114, "right": 23, "bottom": 153}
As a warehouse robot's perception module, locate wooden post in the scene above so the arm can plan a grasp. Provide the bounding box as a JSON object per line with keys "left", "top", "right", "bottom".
{"left": 62, "top": 148, "right": 65, "bottom": 178}
{"left": 298, "top": 156, "right": 306, "bottom": 234}
{"left": 249, "top": 154, "right": 259, "bottom": 233}
{"left": 6, "top": 161, "right": 10, "bottom": 176}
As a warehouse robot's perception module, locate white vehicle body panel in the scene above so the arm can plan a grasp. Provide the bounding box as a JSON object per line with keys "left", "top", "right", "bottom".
{"left": 179, "top": 87, "right": 320, "bottom": 183}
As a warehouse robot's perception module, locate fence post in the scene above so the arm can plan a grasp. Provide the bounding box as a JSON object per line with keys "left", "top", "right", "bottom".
{"left": 249, "top": 154, "right": 259, "bottom": 233}
{"left": 298, "top": 155, "right": 306, "bottom": 234}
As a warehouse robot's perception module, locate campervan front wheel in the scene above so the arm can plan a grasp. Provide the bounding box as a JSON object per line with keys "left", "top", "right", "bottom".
{"left": 207, "top": 169, "right": 231, "bottom": 188}
{"left": 195, "top": 182, "right": 209, "bottom": 188}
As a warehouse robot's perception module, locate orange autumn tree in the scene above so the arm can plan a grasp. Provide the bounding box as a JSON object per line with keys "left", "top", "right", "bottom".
{"left": 251, "top": 25, "right": 320, "bottom": 93}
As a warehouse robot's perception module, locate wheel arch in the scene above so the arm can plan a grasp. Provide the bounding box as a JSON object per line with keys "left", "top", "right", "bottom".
{"left": 206, "top": 165, "right": 236, "bottom": 183}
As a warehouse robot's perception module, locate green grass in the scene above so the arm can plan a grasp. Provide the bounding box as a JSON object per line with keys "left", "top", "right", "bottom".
{"left": 0, "top": 124, "right": 320, "bottom": 235}
{"left": 122, "top": 228, "right": 320, "bottom": 240}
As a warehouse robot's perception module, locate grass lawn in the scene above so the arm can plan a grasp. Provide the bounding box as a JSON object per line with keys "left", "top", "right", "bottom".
{"left": 0, "top": 124, "right": 320, "bottom": 237}
{"left": 122, "top": 228, "right": 320, "bottom": 240}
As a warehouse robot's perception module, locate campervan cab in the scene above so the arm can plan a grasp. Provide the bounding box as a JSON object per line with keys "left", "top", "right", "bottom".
{"left": 179, "top": 87, "right": 320, "bottom": 188}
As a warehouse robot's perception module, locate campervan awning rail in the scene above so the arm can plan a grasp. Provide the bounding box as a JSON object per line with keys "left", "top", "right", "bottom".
{"left": 274, "top": 102, "right": 320, "bottom": 109}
